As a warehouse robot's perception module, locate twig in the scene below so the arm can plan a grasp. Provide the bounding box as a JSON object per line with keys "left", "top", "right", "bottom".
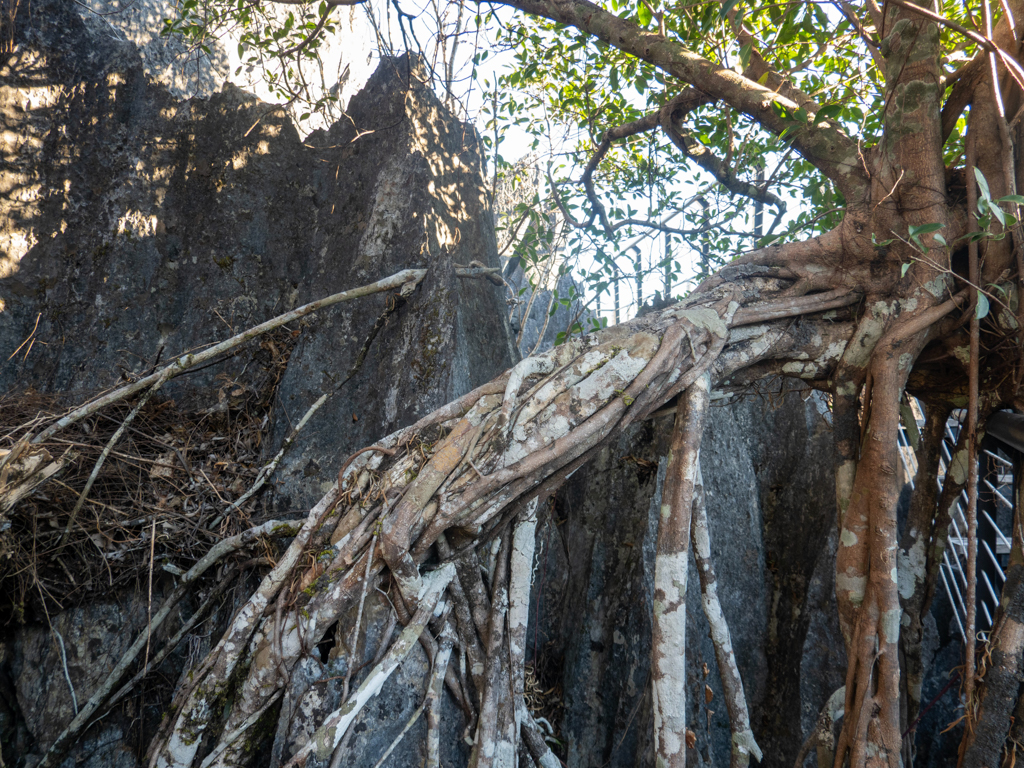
{"left": 144, "top": 517, "right": 157, "bottom": 680}
{"left": 56, "top": 388, "right": 155, "bottom": 549}
{"left": 661, "top": 101, "right": 786, "bottom": 212}
{"left": 53, "top": 627, "right": 79, "bottom": 716}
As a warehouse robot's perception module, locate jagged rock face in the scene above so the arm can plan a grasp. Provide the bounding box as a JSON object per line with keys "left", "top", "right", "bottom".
{"left": 71, "top": 0, "right": 374, "bottom": 132}
{"left": 0, "top": 0, "right": 517, "bottom": 513}
{"left": 0, "top": 2, "right": 515, "bottom": 765}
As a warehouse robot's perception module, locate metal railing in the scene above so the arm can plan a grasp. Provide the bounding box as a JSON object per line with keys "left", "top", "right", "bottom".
{"left": 898, "top": 407, "right": 1016, "bottom": 643}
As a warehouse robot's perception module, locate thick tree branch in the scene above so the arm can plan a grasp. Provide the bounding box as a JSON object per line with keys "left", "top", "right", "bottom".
{"left": 725, "top": 4, "right": 839, "bottom": 113}
{"left": 660, "top": 97, "right": 787, "bottom": 213}
{"left": 486, "top": 0, "right": 869, "bottom": 200}
{"left": 580, "top": 88, "right": 711, "bottom": 233}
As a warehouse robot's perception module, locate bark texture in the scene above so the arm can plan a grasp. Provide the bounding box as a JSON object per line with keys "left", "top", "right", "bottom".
{"left": 4, "top": 0, "right": 1024, "bottom": 765}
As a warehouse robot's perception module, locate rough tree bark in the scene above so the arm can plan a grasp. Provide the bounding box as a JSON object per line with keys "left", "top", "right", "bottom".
{"left": 18, "top": 0, "right": 1024, "bottom": 762}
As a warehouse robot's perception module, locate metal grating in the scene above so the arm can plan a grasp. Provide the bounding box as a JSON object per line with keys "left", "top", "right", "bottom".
{"left": 898, "top": 406, "right": 1016, "bottom": 644}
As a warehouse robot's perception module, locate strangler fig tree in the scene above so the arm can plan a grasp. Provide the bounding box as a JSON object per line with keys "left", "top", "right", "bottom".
{"left": 21, "top": 0, "right": 1024, "bottom": 764}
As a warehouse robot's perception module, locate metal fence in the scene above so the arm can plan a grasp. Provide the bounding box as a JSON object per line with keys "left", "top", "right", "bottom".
{"left": 897, "top": 406, "right": 1016, "bottom": 643}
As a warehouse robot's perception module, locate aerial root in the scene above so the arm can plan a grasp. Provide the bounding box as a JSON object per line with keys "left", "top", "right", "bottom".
{"left": 145, "top": 487, "right": 344, "bottom": 768}
{"left": 18, "top": 269, "right": 857, "bottom": 767}
{"left": 282, "top": 564, "right": 455, "bottom": 767}
{"left": 342, "top": 533, "right": 380, "bottom": 702}
{"left": 520, "top": 707, "right": 562, "bottom": 768}
{"left": 390, "top": 577, "right": 473, "bottom": 715}
{"left": 835, "top": 594, "right": 881, "bottom": 768}
{"left": 652, "top": 373, "right": 712, "bottom": 767}
{"left": 425, "top": 621, "right": 458, "bottom": 768}
{"left": 437, "top": 532, "right": 489, "bottom": 693}
{"left": 470, "top": 530, "right": 515, "bottom": 768}
{"left": 359, "top": 615, "right": 456, "bottom": 768}
{"left": 690, "top": 465, "right": 761, "bottom": 768}
{"left": 792, "top": 687, "right": 846, "bottom": 768}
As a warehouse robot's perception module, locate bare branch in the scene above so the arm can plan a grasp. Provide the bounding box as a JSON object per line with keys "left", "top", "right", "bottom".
{"left": 660, "top": 100, "right": 786, "bottom": 213}
{"left": 579, "top": 88, "right": 711, "bottom": 233}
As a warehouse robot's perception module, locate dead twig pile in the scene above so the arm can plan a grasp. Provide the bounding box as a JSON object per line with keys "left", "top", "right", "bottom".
{"left": 0, "top": 329, "right": 297, "bottom": 620}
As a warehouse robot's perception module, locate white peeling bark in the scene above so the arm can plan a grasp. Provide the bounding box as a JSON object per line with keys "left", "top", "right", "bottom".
{"left": 426, "top": 622, "right": 457, "bottom": 768}
{"left": 508, "top": 499, "right": 539, "bottom": 737}
{"left": 652, "top": 372, "right": 711, "bottom": 767}
{"left": 470, "top": 533, "right": 517, "bottom": 768}
{"left": 691, "top": 465, "right": 762, "bottom": 767}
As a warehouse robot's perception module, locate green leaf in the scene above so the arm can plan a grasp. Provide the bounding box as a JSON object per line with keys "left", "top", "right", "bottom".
{"left": 934, "top": 233, "right": 946, "bottom": 246}
{"left": 974, "top": 167, "right": 992, "bottom": 202}
{"left": 814, "top": 104, "right": 842, "bottom": 124}
{"left": 976, "top": 292, "right": 990, "bottom": 320}
{"left": 908, "top": 222, "right": 943, "bottom": 237}
{"left": 719, "top": 0, "right": 740, "bottom": 18}
{"left": 998, "top": 194, "right": 1024, "bottom": 204}
{"left": 901, "top": 263, "right": 911, "bottom": 277}
{"left": 739, "top": 42, "right": 752, "bottom": 71}
{"left": 991, "top": 202, "right": 1007, "bottom": 227}
{"left": 637, "top": 1, "right": 652, "bottom": 26}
